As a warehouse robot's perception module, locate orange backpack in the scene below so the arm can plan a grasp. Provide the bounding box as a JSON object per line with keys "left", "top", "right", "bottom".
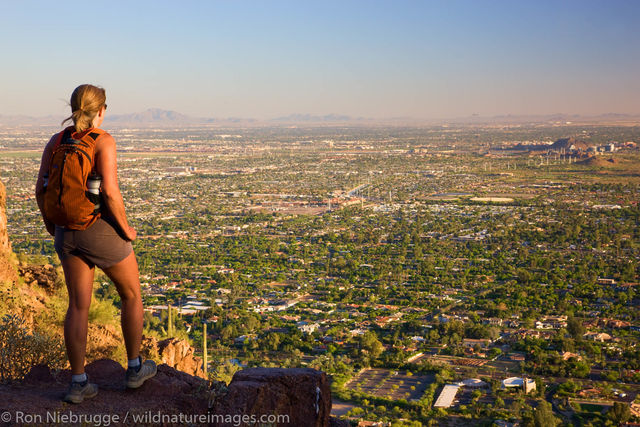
{"left": 43, "top": 127, "right": 106, "bottom": 230}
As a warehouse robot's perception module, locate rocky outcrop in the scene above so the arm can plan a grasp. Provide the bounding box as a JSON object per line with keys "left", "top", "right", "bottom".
{"left": 0, "top": 179, "right": 17, "bottom": 285}
{"left": 578, "top": 155, "right": 618, "bottom": 167}
{"left": 0, "top": 360, "right": 334, "bottom": 426}
{"left": 513, "top": 136, "right": 590, "bottom": 152}
{"left": 86, "top": 324, "right": 124, "bottom": 361}
{"left": 0, "top": 179, "right": 9, "bottom": 252}
{"left": 211, "top": 367, "right": 331, "bottom": 427}
{"left": 142, "top": 336, "right": 205, "bottom": 378}
{"left": 551, "top": 136, "right": 590, "bottom": 151}
{"left": 17, "top": 264, "right": 60, "bottom": 294}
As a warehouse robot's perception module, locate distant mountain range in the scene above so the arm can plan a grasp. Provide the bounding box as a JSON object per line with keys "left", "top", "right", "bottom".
{"left": 443, "top": 112, "right": 640, "bottom": 125}
{"left": 106, "top": 108, "right": 205, "bottom": 123}
{"left": 1, "top": 109, "right": 639, "bottom": 127}
{"left": 0, "top": 114, "right": 63, "bottom": 126}
{"left": 107, "top": 110, "right": 364, "bottom": 125}
{"left": 270, "top": 113, "right": 359, "bottom": 123}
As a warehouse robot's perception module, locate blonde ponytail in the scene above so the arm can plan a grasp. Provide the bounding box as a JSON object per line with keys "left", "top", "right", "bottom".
{"left": 61, "top": 84, "right": 106, "bottom": 132}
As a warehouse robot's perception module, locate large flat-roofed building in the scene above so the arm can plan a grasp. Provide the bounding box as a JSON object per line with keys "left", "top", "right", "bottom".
{"left": 433, "top": 384, "right": 460, "bottom": 408}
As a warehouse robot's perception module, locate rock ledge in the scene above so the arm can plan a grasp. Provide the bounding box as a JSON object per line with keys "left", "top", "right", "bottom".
{"left": 0, "top": 359, "right": 333, "bottom": 426}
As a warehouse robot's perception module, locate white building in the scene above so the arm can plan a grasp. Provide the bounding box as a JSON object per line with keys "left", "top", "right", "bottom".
{"left": 501, "top": 377, "right": 536, "bottom": 393}
{"left": 297, "top": 321, "right": 320, "bottom": 334}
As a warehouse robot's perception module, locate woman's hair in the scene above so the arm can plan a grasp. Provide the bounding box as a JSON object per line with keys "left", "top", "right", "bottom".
{"left": 61, "top": 84, "right": 106, "bottom": 132}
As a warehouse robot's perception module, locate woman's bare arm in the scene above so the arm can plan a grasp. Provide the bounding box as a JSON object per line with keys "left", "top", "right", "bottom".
{"left": 95, "top": 134, "right": 136, "bottom": 241}
{"left": 35, "top": 135, "right": 56, "bottom": 236}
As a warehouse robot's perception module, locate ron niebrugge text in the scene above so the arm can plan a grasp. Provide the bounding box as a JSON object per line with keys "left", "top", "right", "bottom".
{"left": 5, "top": 410, "right": 290, "bottom": 426}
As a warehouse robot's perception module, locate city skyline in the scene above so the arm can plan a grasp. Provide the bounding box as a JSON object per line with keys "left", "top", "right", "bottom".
{"left": 1, "top": 0, "right": 639, "bottom": 119}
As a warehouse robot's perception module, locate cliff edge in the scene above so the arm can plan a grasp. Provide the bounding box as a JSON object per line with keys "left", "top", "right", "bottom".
{"left": 0, "top": 360, "right": 334, "bottom": 426}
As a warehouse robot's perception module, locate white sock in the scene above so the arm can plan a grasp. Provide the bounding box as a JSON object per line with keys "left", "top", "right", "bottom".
{"left": 128, "top": 356, "right": 141, "bottom": 369}
{"left": 72, "top": 373, "right": 87, "bottom": 383}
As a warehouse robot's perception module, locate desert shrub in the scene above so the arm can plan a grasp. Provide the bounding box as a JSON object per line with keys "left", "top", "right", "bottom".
{"left": 88, "top": 294, "right": 119, "bottom": 325}
{"left": 36, "top": 284, "right": 68, "bottom": 328}
{"left": 0, "top": 314, "right": 66, "bottom": 382}
{"left": 209, "top": 359, "right": 241, "bottom": 385}
{"left": 37, "top": 283, "right": 119, "bottom": 330}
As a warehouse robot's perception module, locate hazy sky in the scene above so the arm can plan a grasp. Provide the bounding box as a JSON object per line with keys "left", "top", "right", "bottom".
{"left": 1, "top": 0, "right": 638, "bottom": 119}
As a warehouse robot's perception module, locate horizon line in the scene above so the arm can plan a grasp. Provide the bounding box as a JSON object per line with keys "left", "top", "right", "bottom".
{"left": 2, "top": 108, "right": 640, "bottom": 122}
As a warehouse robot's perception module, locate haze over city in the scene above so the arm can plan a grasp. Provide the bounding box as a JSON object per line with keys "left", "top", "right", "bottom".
{"left": 1, "top": 0, "right": 639, "bottom": 120}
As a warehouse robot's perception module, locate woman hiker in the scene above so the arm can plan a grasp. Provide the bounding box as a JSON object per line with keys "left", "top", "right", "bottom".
{"left": 35, "top": 84, "right": 156, "bottom": 403}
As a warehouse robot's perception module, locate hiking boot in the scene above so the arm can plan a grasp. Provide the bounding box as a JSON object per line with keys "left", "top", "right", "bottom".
{"left": 63, "top": 378, "right": 98, "bottom": 404}
{"left": 126, "top": 356, "right": 157, "bottom": 389}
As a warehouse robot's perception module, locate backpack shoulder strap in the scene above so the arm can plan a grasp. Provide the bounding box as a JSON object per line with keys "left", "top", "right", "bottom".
{"left": 82, "top": 128, "right": 107, "bottom": 144}
{"left": 52, "top": 128, "right": 73, "bottom": 151}
{"left": 47, "top": 128, "right": 72, "bottom": 172}
{"left": 71, "top": 127, "right": 107, "bottom": 145}
{"left": 74, "top": 128, "right": 108, "bottom": 174}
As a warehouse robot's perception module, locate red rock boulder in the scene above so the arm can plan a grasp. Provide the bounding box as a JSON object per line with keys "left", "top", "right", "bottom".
{"left": 211, "top": 367, "right": 331, "bottom": 427}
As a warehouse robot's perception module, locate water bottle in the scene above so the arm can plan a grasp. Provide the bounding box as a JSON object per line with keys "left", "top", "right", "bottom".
{"left": 87, "top": 174, "right": 102, "bottom": 211}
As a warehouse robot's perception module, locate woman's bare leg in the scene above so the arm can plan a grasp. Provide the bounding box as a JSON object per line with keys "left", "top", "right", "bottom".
{"left": 62, "top": 255, "right": 95, "bottom": 375}
{"left": 102, "top": 251, "right": 143, "bottom": 361}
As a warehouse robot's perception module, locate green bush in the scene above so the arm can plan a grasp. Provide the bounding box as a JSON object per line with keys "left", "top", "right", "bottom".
{"left": 0, "top": 314, "right": 66, "bottom": 383}
{"left": 38, "top": 281, "right": 120, "bottom": 329}
{"left": 209, "top": 359, "right": 241, "bottom": 385}
{"left": 88, "top": 294, "right": 119, "bottom": 325}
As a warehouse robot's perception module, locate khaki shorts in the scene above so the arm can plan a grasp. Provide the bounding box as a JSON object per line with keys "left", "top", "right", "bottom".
{"left": 54, "top": 217, "right": 133, "bottom": 269}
